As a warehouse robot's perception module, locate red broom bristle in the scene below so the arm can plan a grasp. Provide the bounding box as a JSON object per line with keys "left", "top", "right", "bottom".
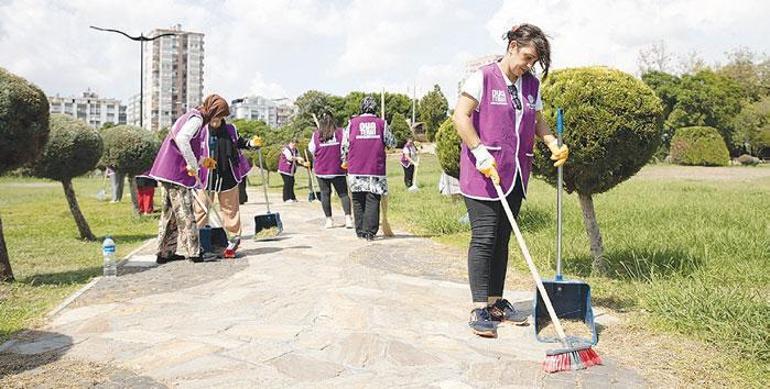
{"left": 543, "top": 347, "right": 602, "bottom": 373}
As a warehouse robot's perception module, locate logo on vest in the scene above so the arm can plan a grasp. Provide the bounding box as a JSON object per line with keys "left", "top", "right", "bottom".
{"left": 491, "top": 89, "right": 507, "bottom": 105}
{"left": 356, "top": 122, "right": 380, "bottom": 139}
{"left": 527, "top": 94, "right": 536, "bottom": 109}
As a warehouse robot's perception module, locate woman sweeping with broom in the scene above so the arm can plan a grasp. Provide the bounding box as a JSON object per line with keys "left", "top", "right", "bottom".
{"left": 149, "top": 94, "right": 230, "bottom": 264}
{"left": 308, "top": 110, "right": 354, "bottom": 229}
{"left": 452, "top": 24, "right": 569, "bottom": 337}
{"left": 193, "top": 118, "right": 261, "bottom": 258}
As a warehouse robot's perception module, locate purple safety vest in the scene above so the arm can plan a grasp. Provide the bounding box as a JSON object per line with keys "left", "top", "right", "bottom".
{"left": 312, "top": 128, "right": 345, "bottom": 177}
{"left": 400, "top": 144, "right": 416, "bottom": 168}
{"left": 459, "top": 63, "right": 539, "bottom": 200}
{"left": 347, "top": 114, "right": 386, "bottom": 177}
{"left": 278, "top": 145, "right": 298, "bottom": 176}
{"left": 149, "top": 109, "right": 207, "bottom": 188}
{"left": 198, "top": 123, "right": 253, "bottom": 189}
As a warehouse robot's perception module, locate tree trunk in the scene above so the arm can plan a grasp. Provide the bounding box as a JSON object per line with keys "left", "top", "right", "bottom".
{"left": 62, "top": 179, "right": 97, "bottom": 241}
{"left": 578, "top": 192, "right": 608, "bottom": 275}
{"left": 128, "top": 175, "right": 140, "bottom": 215}
{"left": 0, "top": 215, "right": 14, "bottom": 282}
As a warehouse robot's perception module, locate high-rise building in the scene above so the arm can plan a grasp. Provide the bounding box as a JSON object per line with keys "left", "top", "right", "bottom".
{"left": 48, "top": 89, "right": 126, "bottom": 128}
{"left": 126, "top": 93, "right": 140, "bottom": 126}
{"left": 142, "top": 24, "right": 204, "bottom": 131}
{"left": 457, "top": 54, "right": 501, "bottom": 97}
{"left": 230, "top": 96, "right": 295, "bottom": 128}
{"left": 273, "top": 98, "right": 295, "bottom": 128}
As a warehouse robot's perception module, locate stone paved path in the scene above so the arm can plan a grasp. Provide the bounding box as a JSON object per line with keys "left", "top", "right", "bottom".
{"left": 0, "top": 191, "right": 646, "bottom": 388}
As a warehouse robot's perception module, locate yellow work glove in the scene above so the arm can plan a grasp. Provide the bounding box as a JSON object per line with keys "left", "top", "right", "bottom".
{"left": 250, "top": 136, "right": 263, "bottom": 148}
{"left": 547, "top": 140, "right": 569, "bottom": 168}
{"left": 201, "top": 156, "right": 217, "bottom": 170}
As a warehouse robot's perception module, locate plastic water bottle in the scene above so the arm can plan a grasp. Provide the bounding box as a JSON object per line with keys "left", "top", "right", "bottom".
{"left": 102, "top": 236, "right": 117, "bottom": 277}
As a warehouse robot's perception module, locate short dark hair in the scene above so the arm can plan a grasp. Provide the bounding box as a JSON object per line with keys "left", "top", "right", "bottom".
{"left": 504, "top": 23, "right": 551, "bottom": 79}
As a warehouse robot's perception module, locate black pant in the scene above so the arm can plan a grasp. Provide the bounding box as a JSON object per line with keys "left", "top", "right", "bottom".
{"left": 317, "top": 176, "right": 351, "bottom": 217}
{"left": 238, "top": 180, "right": 248, "bottom": 205}
{"left": 351, "top": 192, "right": 381, "bottom": 237}
{"left": 281, "top": 174, "right": 296, "bottom": 201}
{"left": 403, "top": 165, "right": 415, "bottom": 187}
{"left": 464, "top": 178, "right": 525, "bottom": 303}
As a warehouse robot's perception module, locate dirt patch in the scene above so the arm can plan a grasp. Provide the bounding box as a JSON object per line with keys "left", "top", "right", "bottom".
{"left": 0, "top": 352, "right": 165, "bottom": 388}
{"left": 70, "top": 258, "right": 247, "bottom": 307}
{"left": 635, "top": 165, "right": 770, "bottom": 182}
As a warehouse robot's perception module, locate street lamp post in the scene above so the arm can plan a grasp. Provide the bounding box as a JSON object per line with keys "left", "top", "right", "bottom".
{"left": 90, "top": 26, "right": 177, "bottom": 129}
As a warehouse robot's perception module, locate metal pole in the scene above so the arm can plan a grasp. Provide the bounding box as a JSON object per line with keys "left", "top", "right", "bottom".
{"left": 556, "top": 108, "right": 564, "bottom": 281}
{"left": 411, "top": 83, "right": 416, "bottom": 126}
{"left": 139, "top": 39, "right": 144, "bottom": 128}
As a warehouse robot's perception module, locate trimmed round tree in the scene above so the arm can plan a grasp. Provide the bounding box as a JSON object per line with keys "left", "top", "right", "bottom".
{"left": 100, "top": 125, "right": 160, "bottom": 214}
{"left": 390, "top": 112, "right": 413, "bottom": 148}
{"left": 669, "top": 126, "right": 729, "bottom": 166}
{"left": 435, "top": 118, "right": 461, "bottom": 179}
{"left": 30, "top": 114, "right": 103, "bottom": 241}
{"left": 0, "top": 67, "right": 50, "bottom": 281}
{"left": 535, "top": 67, "right": 663, "bottom": 273}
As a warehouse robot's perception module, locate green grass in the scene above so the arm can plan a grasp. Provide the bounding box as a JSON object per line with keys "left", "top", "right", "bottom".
{"left": 386, "top": 154, "right": 770, "bottom": 384}
{"left": 0, "top": 176, "right": 159, "bottom": 342}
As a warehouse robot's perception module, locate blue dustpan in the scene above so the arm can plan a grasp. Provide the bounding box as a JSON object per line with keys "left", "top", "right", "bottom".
{"left": 534, "top": 109, "right": 598, "bottom": 346}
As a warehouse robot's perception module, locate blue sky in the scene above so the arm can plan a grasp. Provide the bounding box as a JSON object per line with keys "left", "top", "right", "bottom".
{"left": 1, "top": 0, "right": 768, "bottom": 107}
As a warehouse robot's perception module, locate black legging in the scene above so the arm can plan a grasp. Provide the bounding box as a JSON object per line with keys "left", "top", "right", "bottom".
{"left": 281, "top": 174, "right": 296, "bottom": 201}
{"left": 464, "top": 177, "right": 525, "bottom": 303}
{"left": 317, "top": 176, "right": 351, "bottom": 217}
{"left": 351, "top": 191, "right": 381, "bottom": 237}
{"left": 403, "top": 164, "right": 415, "bottom": 187}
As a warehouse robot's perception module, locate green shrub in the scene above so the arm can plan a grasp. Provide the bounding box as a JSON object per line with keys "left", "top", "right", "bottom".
{"left": 535, "top": 67, "right": 664, "bottom": 194}
{"left": 0, "top": 67, "right": 50, "bottom": 175}
{"left": 669, "top": 126, "right": 729, "bottom": 166}
{"left": 390, "top": 112, "right": 412, "bottom": 148}
{"left": 100, "top": 125, "right": 160, "bottom": 176}
{"left": 434, "top": 118, "right": 460, "bottom": 179}
{"left": 30, "top": 115, "right": 103, "bottom": 182}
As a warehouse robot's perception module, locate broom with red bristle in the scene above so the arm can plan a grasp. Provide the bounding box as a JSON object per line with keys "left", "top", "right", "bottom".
{"left": 491, "top": 178, "right": 602, "bottom": 373}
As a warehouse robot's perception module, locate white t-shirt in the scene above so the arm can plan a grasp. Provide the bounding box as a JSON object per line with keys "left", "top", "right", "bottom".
{"left": 461, "top": 64, "right": 543, "bottom": 112}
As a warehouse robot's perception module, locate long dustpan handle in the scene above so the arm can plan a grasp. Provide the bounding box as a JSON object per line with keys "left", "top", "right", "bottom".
{"left": 493, "top": 182, "right": 569, "bottom": 344}
{"left": 257, "top": 148, "right": 271, "bottom": 214}
{"left": 556, "top": 108, "right": 564, "bottom": 280}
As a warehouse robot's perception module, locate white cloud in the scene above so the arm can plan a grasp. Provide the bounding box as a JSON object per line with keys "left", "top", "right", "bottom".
{"left": 1, "top": 0, "right": 768, "bottom": 113}
{"left": 487, "top": 0, "right": 770, "bottom": 76}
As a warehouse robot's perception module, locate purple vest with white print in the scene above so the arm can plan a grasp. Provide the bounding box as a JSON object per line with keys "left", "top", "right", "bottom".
{"left": 459, "top": 63, "right": 539, "bottom": 200}
{"left": 278, "top": 145, "right": 298, "bottom": 176}
{"left": 149, "top": 109, "right": 207, "bottom": 188}
{"left": 347, "top": 115, "right": 386, "bottom": 177}
{"left": 400, "top": 144, "right": 416, "bottom": 168}
{"left": 312, "top": 128, "right": 345, "bottom": 177}
{"left": 198, "top": 123, "right": 253, "bottom": 189}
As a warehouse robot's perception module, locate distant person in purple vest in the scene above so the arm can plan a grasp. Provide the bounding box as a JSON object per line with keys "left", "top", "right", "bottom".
{"left": 193, "top": 119, "right": 261, "bottom": 258}
{"left": 452, "top": 24, "right": 569, "bottom": 338}
{"left": 149, "top": 94, "right": 231, "bottom": 264}
{"left": 341, "top": 96, "right": 397, "bottom": 241}
{"left": 400, "top": 138, "right": 418, "bottom": 188}
{"left": 308, "top": 110, "right": 353, "bottom": 229}
{"left": 278, "top": 139, "right": 307, "bottom": 203}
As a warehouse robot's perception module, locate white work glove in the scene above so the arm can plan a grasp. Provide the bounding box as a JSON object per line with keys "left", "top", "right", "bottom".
{"left": 470, "top": 144, "right": 499, "bottom": 185}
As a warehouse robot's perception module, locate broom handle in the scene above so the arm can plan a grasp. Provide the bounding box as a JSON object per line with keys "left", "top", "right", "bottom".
{"left": 493, "top": 182, "right": 568, "bottom": 343}
{"left": 257, "top": 148, "right": 271, "bottom": 214}
{"left": 556, "top": 108, "right": 564, "bottom": 280}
